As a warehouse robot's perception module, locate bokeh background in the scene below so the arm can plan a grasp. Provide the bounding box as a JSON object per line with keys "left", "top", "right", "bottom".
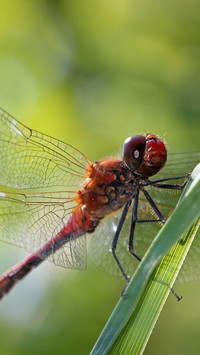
{"left": 0, "top": 1, "right": 200, "bottom": 354}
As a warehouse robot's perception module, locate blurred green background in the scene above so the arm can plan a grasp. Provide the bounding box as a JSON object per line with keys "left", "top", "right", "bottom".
{"left": 0, "top": 1, "right": 200, "bottom": 354}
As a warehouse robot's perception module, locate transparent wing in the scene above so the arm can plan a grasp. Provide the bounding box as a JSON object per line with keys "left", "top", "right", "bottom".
{"left": 0, "top": 108, "right": 90, "bottom": 190}
{"left": 0, "top": 191, "right": 86, "bottom": 269}
{"left": 0, "top": 108, "right": 91, "bottom": 269}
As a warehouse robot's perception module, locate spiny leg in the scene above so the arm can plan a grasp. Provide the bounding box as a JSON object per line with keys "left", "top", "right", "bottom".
{"left": 111, "top": 200, "right": 132, "bottom": 282}
{"left": 147, "top": 175, "right": 189, "bottom": 190}
{"left": 142, "top": 189, "right": 166, "bottom": 223}
{"left": 128, "top": 188, "right": 142, "bottom": 260}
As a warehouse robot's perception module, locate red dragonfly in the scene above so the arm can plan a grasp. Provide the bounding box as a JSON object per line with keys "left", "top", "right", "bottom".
{"left": 0, "top": 108, "right": 199, "bottom": 300}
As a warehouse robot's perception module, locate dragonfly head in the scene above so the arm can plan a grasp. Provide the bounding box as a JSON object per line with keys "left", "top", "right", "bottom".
{"left": 122, "top": 134, "right": 167, "bottom": 177}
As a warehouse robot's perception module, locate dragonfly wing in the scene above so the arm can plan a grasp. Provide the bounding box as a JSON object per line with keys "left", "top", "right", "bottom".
{"left": 0, "top": 108, "right": 90, "bottom": 190}
{"left": 0, "top": 191, "right": 87, "bottom": 269}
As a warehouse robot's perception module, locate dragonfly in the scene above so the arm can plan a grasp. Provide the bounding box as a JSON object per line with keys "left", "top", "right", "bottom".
{"left": 0, "top": 108, "right": 199, "bottom": 300}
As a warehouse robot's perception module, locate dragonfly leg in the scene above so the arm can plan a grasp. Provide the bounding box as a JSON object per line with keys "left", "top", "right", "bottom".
{"left": 170, "top": 287, "right": 182, "bottom": 301}
{"left": 142, "top": 189, "right": 166, "bottom": 223}
{"left": 148, "top": 175, "right": 189, "bottom": 190}
{"left": 128, "top": 188, "right": 142, "bottom": 261}
{"left": 111, "top": 200, "right": 132, "bottom": 282}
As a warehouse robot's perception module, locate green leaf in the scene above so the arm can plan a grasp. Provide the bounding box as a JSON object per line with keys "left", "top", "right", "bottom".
{"left": 91, "top": 164, "right": 200, "bottom": 355}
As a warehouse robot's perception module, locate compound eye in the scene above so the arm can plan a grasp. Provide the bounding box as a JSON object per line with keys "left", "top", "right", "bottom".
{"left": 122, "top": 135, "right": 146, "bottom": 171}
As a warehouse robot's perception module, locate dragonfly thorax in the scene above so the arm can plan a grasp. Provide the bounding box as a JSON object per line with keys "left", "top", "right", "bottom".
{"left": 77, "top": 159, "right": 138, "bottom": 220}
